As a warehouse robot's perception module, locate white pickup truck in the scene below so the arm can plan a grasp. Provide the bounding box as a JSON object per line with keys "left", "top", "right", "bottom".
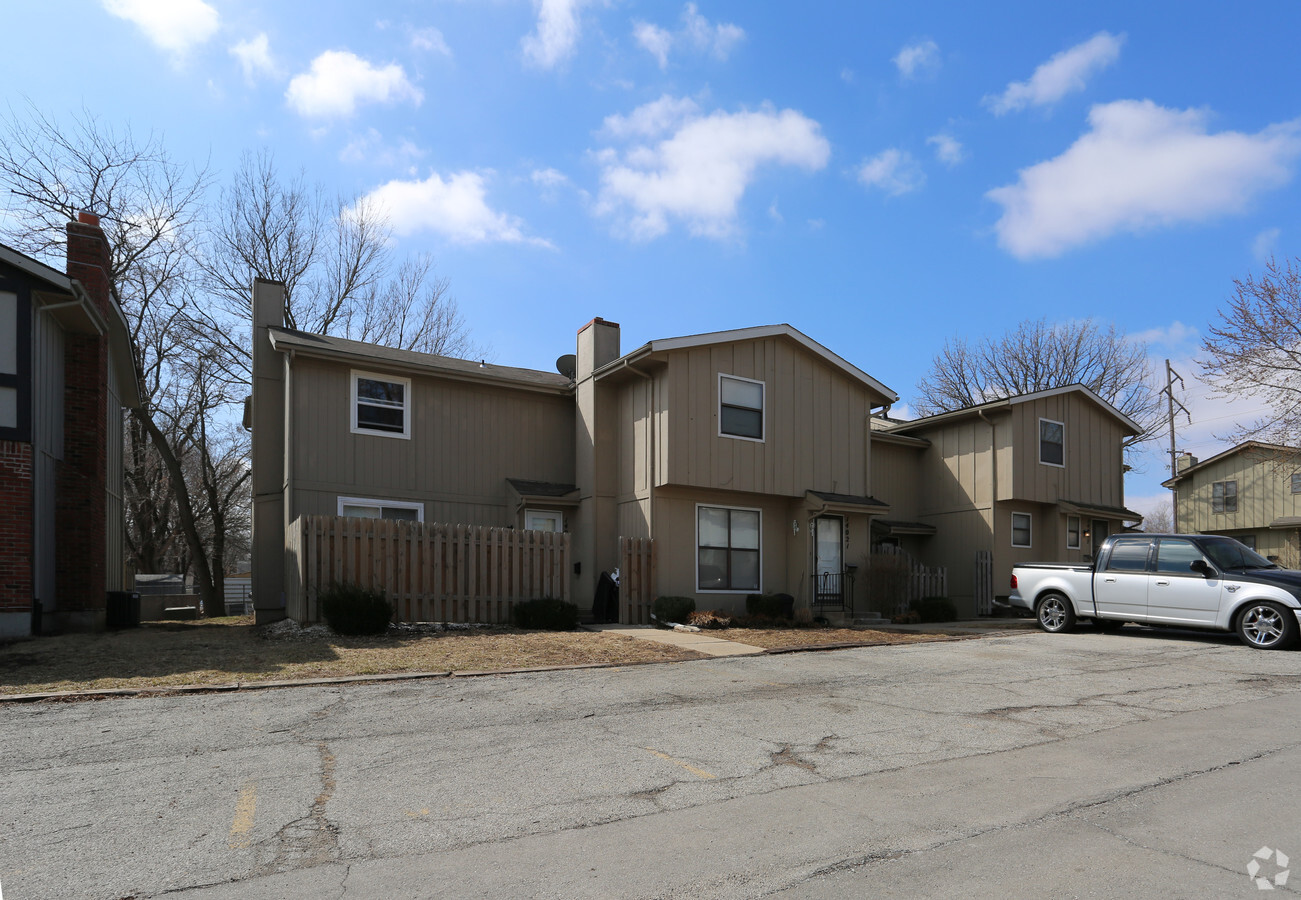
{"left": 1009, "top": 533, "right": 1301, "bottom": 650}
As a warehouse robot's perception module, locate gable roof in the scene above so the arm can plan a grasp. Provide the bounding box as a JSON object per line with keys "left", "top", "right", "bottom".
{"left": 603, "top": 323, "right": 897, "bottom": 405}
{"left": 268, "top": 327, "right": 572, "bottom": 395}
{"left": 0, "top": 241, "right": 141, "bottom": 408}
{"left": 1161, "top": 440, "right": 1300, "bottom": 487}
{"left": 885, "top": 384, "right": 1141, "bottom": 436}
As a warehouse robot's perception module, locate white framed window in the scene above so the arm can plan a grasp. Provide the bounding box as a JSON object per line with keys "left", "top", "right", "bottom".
{"left": 338, "top": 496, "right": 424, "bottom": 521}
{"left": 351, "top": 370, "right": 411, "bottom": 439}
{"left": 1066, "top": 515, "right": 1081, "bottom": 550}
{"left": 1212, "top": 480, "right": 1237, "bottom": 513}
{"left": 1039, "top": 418, "right": 1064, "bottom": 467}
{"left": 696, "top": 504, "right": 761, "bottom": 592}
{"left": 1011, "top": 512, "right": 1032, "bottom": 548}
{"left": 719, "top": 373, "right": 764, "bottom": 441}
{"left": 1290, "top": 473, "right": 1301, "bottom": 494}
{"left": 524, "top": 509, "right": 564, "bottom": 532}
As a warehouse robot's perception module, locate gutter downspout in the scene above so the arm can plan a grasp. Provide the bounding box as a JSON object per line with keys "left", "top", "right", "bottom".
{"left": 978, "top": 409, "right": 997, "bottom": 612}
{"left": 283, "top": 348, "right": 295, "bottom": 542}
{"left": 622, "top": 360, "right": 655, "bottom": 538}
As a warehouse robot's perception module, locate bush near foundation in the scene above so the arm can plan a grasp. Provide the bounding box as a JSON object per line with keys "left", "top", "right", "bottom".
{"left": 320, "top": 583, "right": 393, "bottom": 635}
{"left": 911, "top": 596, "right": 957, "bottom": 623}
{"left": 511, "top": 597, "right": 580, "bottom": 631}
{"left": 652, "top": 595, "right": 696, "bottom": 626}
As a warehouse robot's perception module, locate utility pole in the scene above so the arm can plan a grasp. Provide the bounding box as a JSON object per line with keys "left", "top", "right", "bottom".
{"left": 1162, "top": 359, "right": 1191, "bottom": 530}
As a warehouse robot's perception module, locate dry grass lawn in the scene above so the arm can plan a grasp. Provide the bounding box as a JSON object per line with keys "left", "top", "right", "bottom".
{"left": 0, "top": 617, "right": 702, "bottom": 696}
{"left": 0, "top": 617, "right": 972, "bottom": 697}
{"left": 712, "top": 627, "right": 966, "bottom": 649}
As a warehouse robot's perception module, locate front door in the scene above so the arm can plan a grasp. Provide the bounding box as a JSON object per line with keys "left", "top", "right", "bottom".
{"left": 815, "top": 516, "right": 843, "bottom": 605}
{"left": 1148, "top": 537, "right": 1223, "bottom": 625}
{"left": 1091, "top": 519, "right": 1110, "bottom": 560}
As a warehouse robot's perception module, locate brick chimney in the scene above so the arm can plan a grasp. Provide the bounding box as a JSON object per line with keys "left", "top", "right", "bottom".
{"left": 55, "top": 211, "right": 112, "bottom": 627}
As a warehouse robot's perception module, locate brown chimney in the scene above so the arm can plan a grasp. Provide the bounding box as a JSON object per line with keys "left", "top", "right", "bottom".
{"left": 66, "top": 210, "right": 112, "bottom": 320}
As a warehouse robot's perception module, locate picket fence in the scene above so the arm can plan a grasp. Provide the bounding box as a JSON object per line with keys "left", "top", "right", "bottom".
{"left": 873, "top": 544, "right": 949, "bottom": 615}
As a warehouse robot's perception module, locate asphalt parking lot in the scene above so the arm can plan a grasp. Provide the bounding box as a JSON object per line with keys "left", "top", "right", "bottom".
{"left": 2, "top": 626, "right": 1299, "bottom": 899}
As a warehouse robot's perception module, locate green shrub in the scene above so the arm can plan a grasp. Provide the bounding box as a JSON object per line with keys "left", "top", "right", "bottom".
{"left": 320, "top": 582, "right": 393, "bottom": 635}
{"left": 652, "top": 595, "right": 696, "bottom": 625}
{"left": 745, "top": 593, "right": 794, "bottom": 619}
{"left": 511, "top": 597, "right": 580, "bottom": 630}
{"left": 911, "top": 596, "right": 957, "bottom": 623}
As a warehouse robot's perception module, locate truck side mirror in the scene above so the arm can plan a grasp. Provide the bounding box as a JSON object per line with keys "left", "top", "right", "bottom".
{"left": 1189, "top": 559, "right": 1213, "bottom": 578}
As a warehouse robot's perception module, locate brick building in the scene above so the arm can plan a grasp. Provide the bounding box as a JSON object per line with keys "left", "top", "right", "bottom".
{"left": 0, "top": 214, "right": 140, "bottom": 637}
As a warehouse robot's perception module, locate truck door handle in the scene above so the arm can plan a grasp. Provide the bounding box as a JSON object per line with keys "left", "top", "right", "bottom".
{"left": 1155, "top": 580, "right": 1169, "bottom": 586}
{"left": 1104, "top": 577, "right": 1116, "bottom": 583}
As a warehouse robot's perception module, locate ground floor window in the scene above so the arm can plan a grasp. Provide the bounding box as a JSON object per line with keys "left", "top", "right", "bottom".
{"left": 524, "top": 509, "right": 563, "bottom": 532}
{"left": 1011, "top": 512, "right": 1032, "bottom": 548}
{"left": 338, "top": 496, "right": 424, "bottom": 521}
{"left": 1239, "top": 533, "right": 1257, "bottom": 551}
{"left": 697, "top": 505, "right": 760, "bottom": 592}
{"left": 1066, "top": 515, "right": 1080, "bottom": 550}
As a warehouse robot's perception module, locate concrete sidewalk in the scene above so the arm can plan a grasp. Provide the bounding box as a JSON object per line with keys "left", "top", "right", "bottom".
{"left": 585, "top": 624, "right": 765, "bottom": 656}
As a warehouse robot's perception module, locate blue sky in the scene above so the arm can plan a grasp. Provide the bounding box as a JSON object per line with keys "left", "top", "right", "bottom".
{"left": 5, "top": 1, "right": 1301, "bottom": 517}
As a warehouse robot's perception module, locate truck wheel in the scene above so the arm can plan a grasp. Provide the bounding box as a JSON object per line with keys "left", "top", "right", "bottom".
{"left": 1036, "top": 593, "right": 1076, "bottom": 633}
{"left": 1236, "top": 602, "right": 1299, "bottom": 650}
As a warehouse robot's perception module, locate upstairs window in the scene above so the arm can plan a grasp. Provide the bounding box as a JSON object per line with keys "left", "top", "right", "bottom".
{"left": 1039, "top": 418, "right": 1064, "bottom": 466}
{"left": 352, "top": 370, "right": 411, "bottom": 439}
{"left": 1291, "top": 473, "right": 1301, "bottom": 494}
{"left": 1212, "top": 480, "right": 1237, "bottom": 513}
{"left": 719, "top": 374, "right": 764, "bottom": 441}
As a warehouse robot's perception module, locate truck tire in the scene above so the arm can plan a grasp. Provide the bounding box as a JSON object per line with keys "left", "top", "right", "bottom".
{"left": 1235, "top": 601, "right": 1300, "bottom": 650}
{"left": 1036, "top": 593, "right": 1076, "bottom": 633}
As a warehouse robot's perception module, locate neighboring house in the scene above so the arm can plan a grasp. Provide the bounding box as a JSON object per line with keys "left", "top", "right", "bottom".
{"left": 0, "top": 214, "right": 141, "bottom": 638}
{"left": 871, "top": 387, "right": 1142, "bottom": 614}
{"left": 250, "top": 279, "right": 1138, "bottom": 622}
{"left": 1163, "top": 442, "right": 1301, "bottom": 565}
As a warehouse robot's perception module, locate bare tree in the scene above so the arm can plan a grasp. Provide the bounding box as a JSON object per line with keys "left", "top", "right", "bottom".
{"left": 1141, "top": 499, "right": 1173, "bottom": 533}
{"left": 196, "top": 152, "right": 471, "bottom": 393}
{"left": 1202, "top": 257, "right": 1301, "bottom": 443}
{"left": 915, "top": 318, "right": 1162, "bottom": 457}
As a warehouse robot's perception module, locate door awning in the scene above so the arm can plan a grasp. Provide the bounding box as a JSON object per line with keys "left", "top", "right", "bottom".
{"left": 804, "top": 490, "right": 890, "bottom": 516}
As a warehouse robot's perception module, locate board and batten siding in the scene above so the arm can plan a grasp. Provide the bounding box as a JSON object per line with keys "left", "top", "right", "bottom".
{"left": 31, "top": 303, "right": 64, "bottom": 609}
{"left": 1177, "top": 449, "right": 1301, "bottom": 534}
{"left": 869, "top": 440, "right": 923, "bottom": 520}
{"left": 1008, "top": 396, "right": 1126, "bottom": 508}
{"left": 659, "top": 338, "right": 875, "bottom": 497}
{"left": 288, "top": 357, "right": 575, "bottom": 527}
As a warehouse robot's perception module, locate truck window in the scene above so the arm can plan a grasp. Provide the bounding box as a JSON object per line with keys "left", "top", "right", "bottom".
{"left": 1202, "top": 537, "right": 1275, "bottom": 570}
{"left": 1106, "top": 538, "right": 1151, "bottom": 572}
{"left": 1155, "top": 539, "right": 1203, "bottom": 575}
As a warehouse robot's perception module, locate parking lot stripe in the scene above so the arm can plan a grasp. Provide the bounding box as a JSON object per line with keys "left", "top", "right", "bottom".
{"left": 228, "top": 781, "right": 257, "bottom": 849}
{"left": 644, "top": 747, "right": 716, "bottom": 780}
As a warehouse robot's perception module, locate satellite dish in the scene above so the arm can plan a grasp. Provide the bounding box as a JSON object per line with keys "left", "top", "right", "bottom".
{"left": 556, "top": 354, "right": 577, "bottom": 380}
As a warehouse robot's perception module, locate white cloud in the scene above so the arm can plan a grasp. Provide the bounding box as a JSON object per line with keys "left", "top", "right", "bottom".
{"left": 1129, "top": 321, "right": 1200, "bottom": 352}
{"left": 984, "top": 31, "right": 1124, "bottom": 115}
{"left": 633, "top": 22, "right": 673, "bottom": 69}
{"left": 522, "top": 0, "right": 593, "bottom": 69}
{"left": 927, "top": 133, "right": 965, "bottom": 166}
{"left": 102, "top": 0, "right": 218, "bottom": 57}
{"left": 857, "top": 149, "right": 925, "bottom": 196}
{"left": 410, "top": 26, "right": 452, "bottom": 56}
{"left": 362, "top": 170, "right": 550, "bottom": 246}
{"left": 594, "top": 98, "right": 830, "bottom": 240}
{"left": 230, "top": 33, "right": 278, "bottom": 84}
{"left": 988, "top": 100, "right": 1301, "bottom": 259}
{"left": 634, "top": 4, "right": 744, "bottom": 69}
{"left": 339, "top": 129, "right": 425, "bottom": 169}
{"left": 532, "top": 168, "right": 570, "bottom": 190}
{"left": 893, "top": 39, "right": 939, "bottom": 80}
{"left": 1254, "top": 227, "right": 1282, "bottom": 261}
{"left": 601, "top": 94, "right": 701, "bottom": 139}
{"left": 286, "top": 51, "right": 423, "bottom": 119}
{"left": 839, "top": 67, "right": 855, "bottom": 84}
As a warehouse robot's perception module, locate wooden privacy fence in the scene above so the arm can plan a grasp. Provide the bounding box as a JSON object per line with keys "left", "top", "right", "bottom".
{"left": 288, "top": 515, "right": 570, "bottom": 624}
{"left": 618, "top": 537, "right": 655, "bottom": 624}
{"left": 872, "top": 545, "right": 949, "bottom": 616}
